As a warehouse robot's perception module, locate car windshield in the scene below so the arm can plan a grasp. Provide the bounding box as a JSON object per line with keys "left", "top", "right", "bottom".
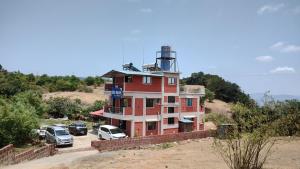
{"left": 55, "top": 130, "right": 69, "bottom": 136}
{"left": 110, "top": 128, "right": 123, "bottom": 134}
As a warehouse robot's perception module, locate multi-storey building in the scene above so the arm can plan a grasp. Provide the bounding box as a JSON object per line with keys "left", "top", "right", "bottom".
{"left": 101, "top": 46, "right": 205, "bottom": 137}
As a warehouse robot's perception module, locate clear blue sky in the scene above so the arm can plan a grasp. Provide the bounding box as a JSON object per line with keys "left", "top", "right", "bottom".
{"left": 1, "top": 0, "right": 300, "bottom": 95}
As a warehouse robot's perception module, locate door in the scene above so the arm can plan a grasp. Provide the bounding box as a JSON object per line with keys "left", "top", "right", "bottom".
{"left": 101, "top": 127, "right": 111, "bottom": 140}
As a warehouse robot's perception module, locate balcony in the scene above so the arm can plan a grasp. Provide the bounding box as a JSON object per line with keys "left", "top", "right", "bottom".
{"left": 104, "top": 106, "right": 132, "bottom": 115}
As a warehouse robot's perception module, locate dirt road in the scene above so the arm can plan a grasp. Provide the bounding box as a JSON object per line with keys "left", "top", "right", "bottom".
{"left": 4, "top": 137, "right": 300, "bottom": 169}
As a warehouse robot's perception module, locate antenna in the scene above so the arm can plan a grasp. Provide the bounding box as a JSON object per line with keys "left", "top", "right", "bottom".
{"left": 122, "top": 41, "right": 125, "bottom": 65}
{"left": 142, "top": 45, "right": 145, "bottom": 66}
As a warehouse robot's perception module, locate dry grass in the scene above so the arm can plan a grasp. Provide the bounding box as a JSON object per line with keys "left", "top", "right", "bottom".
{"left": 42, "top": 86, "right": 107, "bottom": 105}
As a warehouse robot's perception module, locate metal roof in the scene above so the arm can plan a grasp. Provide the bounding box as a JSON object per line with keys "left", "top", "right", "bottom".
{"left": 102, "top": 70, "right": 163, "bottom": 78}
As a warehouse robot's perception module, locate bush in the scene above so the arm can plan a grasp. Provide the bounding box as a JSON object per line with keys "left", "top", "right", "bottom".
{"left": 85, "top": 76, "right": 95, "bottom": 86}
{"left": 205, "top": 88, "right": 215, "bottom": 102}
{"left": 46, "top": 97, "right": 82, "bottom": 118}
{"left": 78, "top": 85, "right": 93, "bottom": 93}
{"left": 0, "top": 98, "right": 39, "bottom": 147}
{"left": 12, "top": 90, "right": 46, "bottom": 117}
{"left": 205, "top": 112, "right": 233, "bottom": 126}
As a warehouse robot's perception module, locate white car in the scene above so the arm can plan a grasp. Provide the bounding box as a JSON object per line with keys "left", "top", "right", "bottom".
{"left": 98, "top": 125, "right": 127, "bottom": 140}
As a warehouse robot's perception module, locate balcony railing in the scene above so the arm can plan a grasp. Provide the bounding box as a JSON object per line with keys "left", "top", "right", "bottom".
{"left": 104, "top": 106, "right": 132, "bottom": 115}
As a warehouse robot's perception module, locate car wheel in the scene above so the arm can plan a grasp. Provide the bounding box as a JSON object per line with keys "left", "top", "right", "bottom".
{"left": 98, "top": 134, "right": 103, "bottom": 140}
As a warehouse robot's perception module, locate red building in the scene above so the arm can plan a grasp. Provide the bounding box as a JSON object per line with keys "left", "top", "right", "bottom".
{"left": 101, "top": 46, "right": 205, "bottom": 137}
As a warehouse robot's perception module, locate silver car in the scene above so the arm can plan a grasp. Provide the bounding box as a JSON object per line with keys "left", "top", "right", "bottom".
{"left": 45, "top": 126, "right": 73, "bottom": 147}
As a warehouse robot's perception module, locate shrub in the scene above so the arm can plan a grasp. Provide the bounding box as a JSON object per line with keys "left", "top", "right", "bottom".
{"left": 0, "top": 98, "right": 39, "bottom": 147}
{"left": 205, "top": 112, "right": 233, "bottom": 126}
{"left": 46, "top": 97, "right": 82, "bottom": 118}
{"left": 78, "top": 85, "right": 93, "bottom": 93}
{"left": 85, "top": 76, "right": 95, "bottom": 86}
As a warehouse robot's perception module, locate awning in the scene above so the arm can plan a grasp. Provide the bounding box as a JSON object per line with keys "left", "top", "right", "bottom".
{"left": 146, "top": 118, "right": 159, "bottom": 122}
{"left": 179, "top": 119, "right": 193, "bottom": 123}
{"left": 89, "top": 109, "right": 104, "bottom": 116}
{"left": 183, "top": 115, "right": 196, "bottom": 118}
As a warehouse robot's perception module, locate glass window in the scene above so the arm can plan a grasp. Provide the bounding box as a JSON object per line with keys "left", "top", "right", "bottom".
{"left": 168, "top": 118, "right": 175, "bottom": 125}
{"left": 168, "top": 77, "right": 176, "bottom": 85}
{"left": 110, "top": 128, "right": 123, "bottom": 134}
{"left": 55, "top": 130, "right": 69, "bottom": 136}
{"left": 186, "top": 98, "right": 193, "bottom": 107}
{"left": 125, "top": 76, "right": 132, "bottom": 83}
{"left": 101, "top": 127, "right": 109, "bottom": 133}
{"left": 147, "top": 122, "right": 156, "bottom": 130}
{"left": 168, "top": 96, "right": 175, "bottom": 103}
{"left": 121, "top": 98, "right": 131, "bottom": 107}
{"left": 146, "top": 99, "right": 154, "bottom": 107}
{"left": 168, "top": 107, "right": 174, "bottom": 113}
{"left": 143, "top": 76, "right": 151, "bottom": 84}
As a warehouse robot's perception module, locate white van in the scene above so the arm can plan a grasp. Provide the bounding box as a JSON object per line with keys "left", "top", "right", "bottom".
{"left": 98, "top": 125, "right": 127, "bottom": 140}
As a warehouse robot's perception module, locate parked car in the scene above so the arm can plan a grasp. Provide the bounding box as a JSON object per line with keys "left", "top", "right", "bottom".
{"left": 37, "top": 125, "right": 48, "bottom": 139}
{"left": 68, "top": 121, "right": 88, "bottom": 136}
{"left": 45, "top": 126, "right": 73, "bottom": 146}
{"left": 53, "top": 124, "right": 68, "bottom": 131}
{"left": 98, "top": 125, "right": 127, "bottom": 140}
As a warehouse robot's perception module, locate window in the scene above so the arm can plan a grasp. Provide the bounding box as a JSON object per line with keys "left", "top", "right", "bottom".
{"left": 143, "top": 76, "right": 151, "bottom": 84}
{"left": 125, "top": 76, "right": 132, "bottom": 83}
{"left": 168, "top": 107, "right": 174, "bottom": 113}
{"left": 121, "top": 98, "right": 131, "bottom": 107}
{"left": 186, "top": 98, "right": 193, "bottom": 107}
{"left": 168, "top": 96, "right": 175, "bottom": 103}
{"left": 101, "top": 127, "right": 109, "bottom": 133}
{"left": 147, "top": 122, "right": 156, "bottom": 130}
{"left": 168, "top": 77, "right": 176, "bottom": 85}
{"left": 146, "top": 98, "right": 160, "bottom": 107}
{"left": 168, "top": 118, "right": 175, "bottom": 125}
{"left": 146, "top": 99, "right": 154, "bottom": 107}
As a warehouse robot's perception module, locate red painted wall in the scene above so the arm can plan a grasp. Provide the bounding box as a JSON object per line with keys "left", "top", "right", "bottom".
{"left": 134, "top": 122, "right": 143, "bottom": 137}
{"left": 114, "top": 77, "right": 124, "bottom": 89}
{"left": 135, "top": 98, "right": 143, "bottom": 116}
{"left": 111, "top": 119, "right": 119, "bottom": 127}
{"left": 180, "top": 98, "right": 198, "bottom": 112}
{"left": 125, "top": 76, "right": 162, "bottom": 92}
{"left": 124, "top": 107, "right": 132, "bottom": 115}
{"left": 146, "top": 104, "right": 161, "bottom": 115}
{"left": 164, "top": 77, "right": 177, "bottom": 93}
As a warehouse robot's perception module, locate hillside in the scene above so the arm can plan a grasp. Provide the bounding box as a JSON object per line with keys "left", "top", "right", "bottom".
{"left": 43, "top": 86, "right": 107, "bottom": 104}
{"left": 205, "top": 99, "right": 232, "bottom": 116}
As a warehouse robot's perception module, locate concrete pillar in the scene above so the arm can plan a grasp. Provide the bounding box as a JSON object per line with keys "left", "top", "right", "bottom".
{"left": 131, "top": 120, "right": 135, "bottom": 138}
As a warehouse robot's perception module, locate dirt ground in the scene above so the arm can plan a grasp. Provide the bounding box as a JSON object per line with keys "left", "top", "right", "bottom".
{"left": 5, "top": 137, "right": 300, "bottom": 169}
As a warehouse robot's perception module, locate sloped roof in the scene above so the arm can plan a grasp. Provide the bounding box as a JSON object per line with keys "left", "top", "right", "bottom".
{"left": 102, "top": 70, "right": 163, "bottom": 78}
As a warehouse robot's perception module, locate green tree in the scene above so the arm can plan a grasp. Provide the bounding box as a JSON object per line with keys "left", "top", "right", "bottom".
{"left": 85, "top": 76, "right": 95, "bottom": 86}
{"left": 46, "top": 97, "right": 82, "bottom": 118}
{"left": 205, "top": 88, "right": 215, "bottom": 102}
{"left": 0, "top": 98, "right": 39, "bottom": 147}
{"left": 12, "top": 90, "right": 46, "bottom": 116}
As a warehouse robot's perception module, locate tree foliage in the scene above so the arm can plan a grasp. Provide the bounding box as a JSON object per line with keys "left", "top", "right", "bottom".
{"left": 181, "top": 72, "right": 255, "bottom": 106}
{"left": 0, "top": 96, "right": 39, "bottom": 147}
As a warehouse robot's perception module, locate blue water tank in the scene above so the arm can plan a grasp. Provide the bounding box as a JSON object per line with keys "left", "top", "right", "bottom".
{"left": 161, "top": 46, "right": 171, "bottom": 71}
